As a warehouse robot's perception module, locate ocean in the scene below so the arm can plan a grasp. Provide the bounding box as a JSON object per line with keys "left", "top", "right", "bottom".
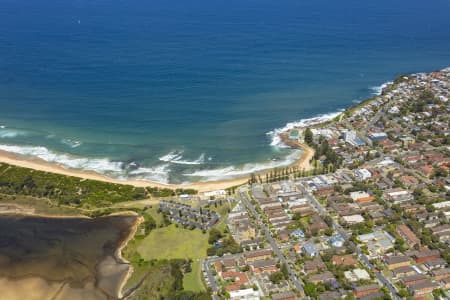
{"left": 0, "top": 0, "right": 449, "bottom": 184}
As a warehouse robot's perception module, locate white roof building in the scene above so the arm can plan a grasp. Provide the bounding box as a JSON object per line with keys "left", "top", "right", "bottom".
{"left": 389, "top": 106, "right": 400, "bottom": 114}
{"left": 204, "top": 190, "right": 226, "bottom": 198}
{"left": 353, "top": 268, "right": 371, "bottom": 280}
{"left": 354, "top": 168, "right": 372, "bottom": 181}
{"left": 350, "top": 191, "right": 372, "bottom": 202}
{"left": 345, "top": 269, "right": 371, "bottom": 282}
{"left": 433, "top": 201, "right": 450, "bottom": 209}
{"left": 342, "top": 214, "right": 365, "bottom": 224}
{"left": 229, "top": 288, "right": 261, "bottom": 300}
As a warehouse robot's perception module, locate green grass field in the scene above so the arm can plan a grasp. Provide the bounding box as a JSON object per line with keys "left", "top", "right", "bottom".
{"left": 183, "top": 259, "right": 205, "bottom": 292}
{"left": 137, "top": 224, "right": 209, "bottom": 260}
{"left": 136, "top": 224, "right": 209, "bottom": 292}
{"left": 133, "top": 202, "right": 234, "bottom": 293}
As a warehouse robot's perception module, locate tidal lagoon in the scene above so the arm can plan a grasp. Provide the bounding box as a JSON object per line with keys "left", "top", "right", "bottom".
{"left": 0, "top": 214, "right": 138, "bottom": 300}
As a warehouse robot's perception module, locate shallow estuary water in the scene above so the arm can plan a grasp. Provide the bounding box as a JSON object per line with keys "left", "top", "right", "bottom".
{"left": 0, "top": 214, "right": 137, "bottom": 300}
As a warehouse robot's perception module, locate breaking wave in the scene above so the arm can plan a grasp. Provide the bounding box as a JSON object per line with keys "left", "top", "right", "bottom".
{"left": 159, "top": 150, "right": 184, "bottom": 162}
{"left": 266, "top": 111, "right": 343, "bottom": 148}
{"left": 370, "top": 81, "right": 393, "bottom": 96}
{"left": 0, "top": 144, "right": 123, "bottom": 173}
{"left": 159, "top": 150, "right": 205, "bottom": 165}
{"left": 0, "top": 128, "right": 28, "bottom": 138}
{"left": 183, "top": 150, "right": 301, "bottom": 182}
{"left": 0, "top": 144, "right": 171, "bottom": 183}
{"left": 61, "top": 138, "right": 83, "bottom": 148}
{"left": 127, "top": 164, "right": 171, "bottom": 183}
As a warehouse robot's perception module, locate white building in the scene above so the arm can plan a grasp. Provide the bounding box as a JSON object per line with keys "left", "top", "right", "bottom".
{"left": 433, "top": 201, "right": 450, "bottom": 209}
{"left": 203, "top": 190, "right": 226, "bottom": 198}
{"left": 344, "top": 130, "right": 356, "bottom": 144}
{"left": 342, "top": 214, "right": 365, "bottom": 224}
{"left": 229, "top": 288, "right": 261, "bottom": 300}
{"left": 388, "top": 106, "right": 400, "bottom": 114}
{"left": 350, "top": 191, "right": 372, "bottom": 203}
{"left": 345, "top": 269, "right": 371, "bottom": 282}
{"left": 354, "top": 168, "right": 372, "bottom": 181}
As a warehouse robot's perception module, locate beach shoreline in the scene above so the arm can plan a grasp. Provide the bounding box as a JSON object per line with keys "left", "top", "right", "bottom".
{"left": 116, "top": 214, "right": 143, "bottom": 299}
{"left": 0, "top": 136, "right": 315, "bottom": 192}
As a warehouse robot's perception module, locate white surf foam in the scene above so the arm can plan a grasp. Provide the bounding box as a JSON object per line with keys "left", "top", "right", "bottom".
{"left": 61, "top": 138, "right": 82, "bottom": 148}
{"left": 370, "top": 81, "right": 393, "bottom": 96}
{"left": 0, "top": 128, "right": 28, "bottom": 138}
{"left": 159, "top": 150, "right": 205, "bottom": 165}
{"left": 266, "top": 111, "right": 343, "bottom": 148}
{"left": 0, "top": 144, "right": 173, "bottom": 183}
{"left": 159, "top": 150, "right": 184, "bottom": 162}
{"left": 183, "top": 150, "right": 301, "bottom": 182}
{"left": 171, "top": 153, "right": 206, "bottom": 165}
{"left": 128, "top": 164, "right": 171, "bottom": 183}
{"left": 0, "top": 144, "right": 124, "bottom": 174}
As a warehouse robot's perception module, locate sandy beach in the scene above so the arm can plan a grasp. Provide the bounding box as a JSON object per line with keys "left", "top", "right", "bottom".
{"left": 0, "top": 136, "right": 314, "bottom": 193}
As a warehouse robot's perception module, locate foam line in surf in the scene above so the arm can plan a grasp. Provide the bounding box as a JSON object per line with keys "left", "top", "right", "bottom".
{"left": 183, "top": 150, "right": 301, "bottom": 182}
{"left": 159, "top": 150, "right": 205, "bottom": 165}
{"left": 0, "top": 144, "right": 172, "bottom": 183}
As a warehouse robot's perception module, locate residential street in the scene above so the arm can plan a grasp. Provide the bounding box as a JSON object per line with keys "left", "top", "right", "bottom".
{"left": 299, "top": 185, "right": 401, "bottom": 300}
{"left": 238, "top": 189, "right": 305, "bottom": 296}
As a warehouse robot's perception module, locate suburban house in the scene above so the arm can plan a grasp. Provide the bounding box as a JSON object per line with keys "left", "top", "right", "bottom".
{"left": 407, "top": 281, "right": 440, "bottom": 296}
{"left": 396, "top": 224, "right": 420, "bottom": 248}
{"left": 413, "top": 250, "right": 441, "bottom": 264}
{"left": 331, "top": 254, "right": 358, "bottom": 267}
{"left": 353, "top": 284, "right": 380, "bottom": 298}
{"left": 391, "top": 266, "right": 417, "bottom": 278}
{"left": 271, "top": 291, "right": 297, "bottom": 300}
{"left": 350, "top": 191, "right": 375, "bottom": 204}
{"left": 383, "top": 255, "right": 411, "bottom": 270}
{"left": 244, "top": 249, "right": 273, "bottom": 263}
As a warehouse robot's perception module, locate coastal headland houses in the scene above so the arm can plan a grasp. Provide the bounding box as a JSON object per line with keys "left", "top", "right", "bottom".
{"left": 203, "top": 68, "right": 450, "bottom": 300}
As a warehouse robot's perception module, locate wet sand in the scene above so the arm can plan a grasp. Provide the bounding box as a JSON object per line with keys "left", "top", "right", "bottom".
{"left": 0, "top": 213, "right": 139, "bottom": 300}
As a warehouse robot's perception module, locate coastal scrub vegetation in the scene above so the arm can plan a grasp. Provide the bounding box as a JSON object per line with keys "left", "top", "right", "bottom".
{"left": 147, "top": 187, "right": 198, "bottom": 198}
{"left": 0, "top": 163, "right": 197, "bottom": 207}
{"left": 0, "top": 162, "right": 146, "bottom": 206}
{"left": 121, "top": 258, "right": 211, "bottom": 300}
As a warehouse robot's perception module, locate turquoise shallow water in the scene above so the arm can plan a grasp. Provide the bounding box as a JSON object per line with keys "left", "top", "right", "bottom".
{"left": 0, "top": 0, "right": 449, "bottom": 183}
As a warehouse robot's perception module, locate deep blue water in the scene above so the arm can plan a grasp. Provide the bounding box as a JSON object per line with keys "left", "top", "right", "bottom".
{"left": 0, "top": 0, "right": 449, "bottom": 183}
